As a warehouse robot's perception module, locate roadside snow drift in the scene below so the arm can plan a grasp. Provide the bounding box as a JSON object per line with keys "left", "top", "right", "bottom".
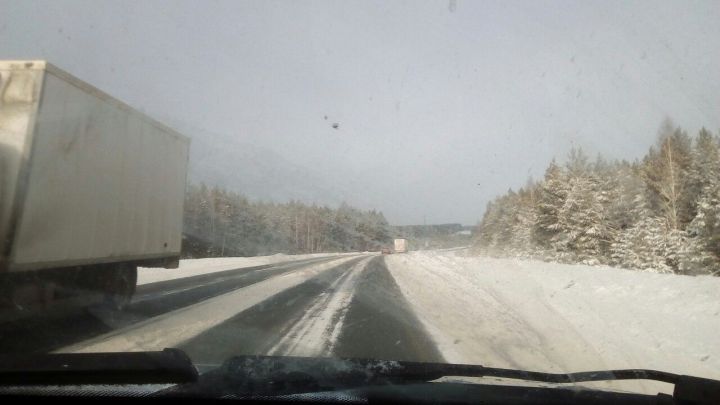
{"left": 384, "top": 250, "right": 720, "bottom": 394}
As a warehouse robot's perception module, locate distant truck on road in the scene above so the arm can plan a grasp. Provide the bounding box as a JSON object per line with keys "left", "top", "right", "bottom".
{"left": 0, "top": 61, "right": 190, "bottom": 319}
{"left": 394, "top": 239, "right": 408, "bottom": 253}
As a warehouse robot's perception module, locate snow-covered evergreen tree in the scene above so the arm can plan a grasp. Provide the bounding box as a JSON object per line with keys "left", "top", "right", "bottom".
{"left": 474, "top": 121, "right": 720, "bottom": 275}
{"left": 508, "top": 185, "right": 538, "bottom": 258}
{"left": 562, "top": 174, "right": 613, "bottom": 264}
{"left": 680, "top": 129, "right": 720, "bottom": 275}
{"left": 533, "top": 160, "right": 568, "bottom": 259}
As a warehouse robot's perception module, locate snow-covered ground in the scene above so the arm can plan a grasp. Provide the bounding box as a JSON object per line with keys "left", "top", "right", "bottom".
{"left": 385, "top": 250, "right": 720, "bottom": 394}
{"left": 137, "top": 252, "right": 359, "bottom": 285}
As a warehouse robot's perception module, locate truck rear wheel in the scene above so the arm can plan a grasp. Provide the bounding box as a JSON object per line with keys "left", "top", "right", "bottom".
{"left": 104, "top": 263, "right": 137, "bottom": 311}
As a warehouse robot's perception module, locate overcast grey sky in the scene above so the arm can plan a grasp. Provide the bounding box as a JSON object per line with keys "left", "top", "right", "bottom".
{"left": 1, "top": 0, "right": 719, "bottom": 225}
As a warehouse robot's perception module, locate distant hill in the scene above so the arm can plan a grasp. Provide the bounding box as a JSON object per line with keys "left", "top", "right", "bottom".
{"left": 392, "top": 223, "right": 467, "bottom": 237}
{"left": 391, "top": 223, "right": 473, "bottom": 250}
{"left": 165, "top": 119, "right": 375, "bottom": 208}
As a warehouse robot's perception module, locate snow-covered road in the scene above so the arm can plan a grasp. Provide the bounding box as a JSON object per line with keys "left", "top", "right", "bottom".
{"left": 385, "top": 250, "right": 720, "bottom": 394}
{"left": 4, "top": 249, "right": 717, "bottom": 396}
{"left": 57, "top": 253, "right": 441, "bottom": 366}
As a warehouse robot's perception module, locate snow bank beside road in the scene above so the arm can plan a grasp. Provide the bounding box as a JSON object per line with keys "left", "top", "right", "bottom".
{"left": 385, "top": 251, "right": 720, "bottom": 394}
{"left": 138, "top": 252, "right": 358, "bottom": 285}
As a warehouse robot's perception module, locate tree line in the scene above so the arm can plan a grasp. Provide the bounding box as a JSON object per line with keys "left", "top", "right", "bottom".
{"left": 474, "top": 120, "right": 720, "bottom": 275}
{"left": 182, "top": 184, "right": 392, "bottom": 257}
{"left": 392, "top": 224, "right": 473, "bottom": 250}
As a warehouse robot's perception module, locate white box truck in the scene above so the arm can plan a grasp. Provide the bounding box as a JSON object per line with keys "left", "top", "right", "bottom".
{"left": 394, "top": 238, "right": 408, "bottom": 253}
{"left": 0, "top": 61, "right": 190, "bottom": 317}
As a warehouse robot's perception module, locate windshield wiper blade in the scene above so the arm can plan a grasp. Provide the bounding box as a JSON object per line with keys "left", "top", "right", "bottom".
{"left": 182, "top": 355, "right": 719, "bottom": 404}
{"left": 373, "top": 361, "right": 719, "bottom": 405}
{"left": 0, "top": 348, "right": 198, "bottom": 385}
{"left": 6, "top": 351, "right": 716, "bottom": 404}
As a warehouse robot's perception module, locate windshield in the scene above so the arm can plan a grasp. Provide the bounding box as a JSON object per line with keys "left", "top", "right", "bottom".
{"left": 0, "top": 0, "right": 718, "bottom": 398}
